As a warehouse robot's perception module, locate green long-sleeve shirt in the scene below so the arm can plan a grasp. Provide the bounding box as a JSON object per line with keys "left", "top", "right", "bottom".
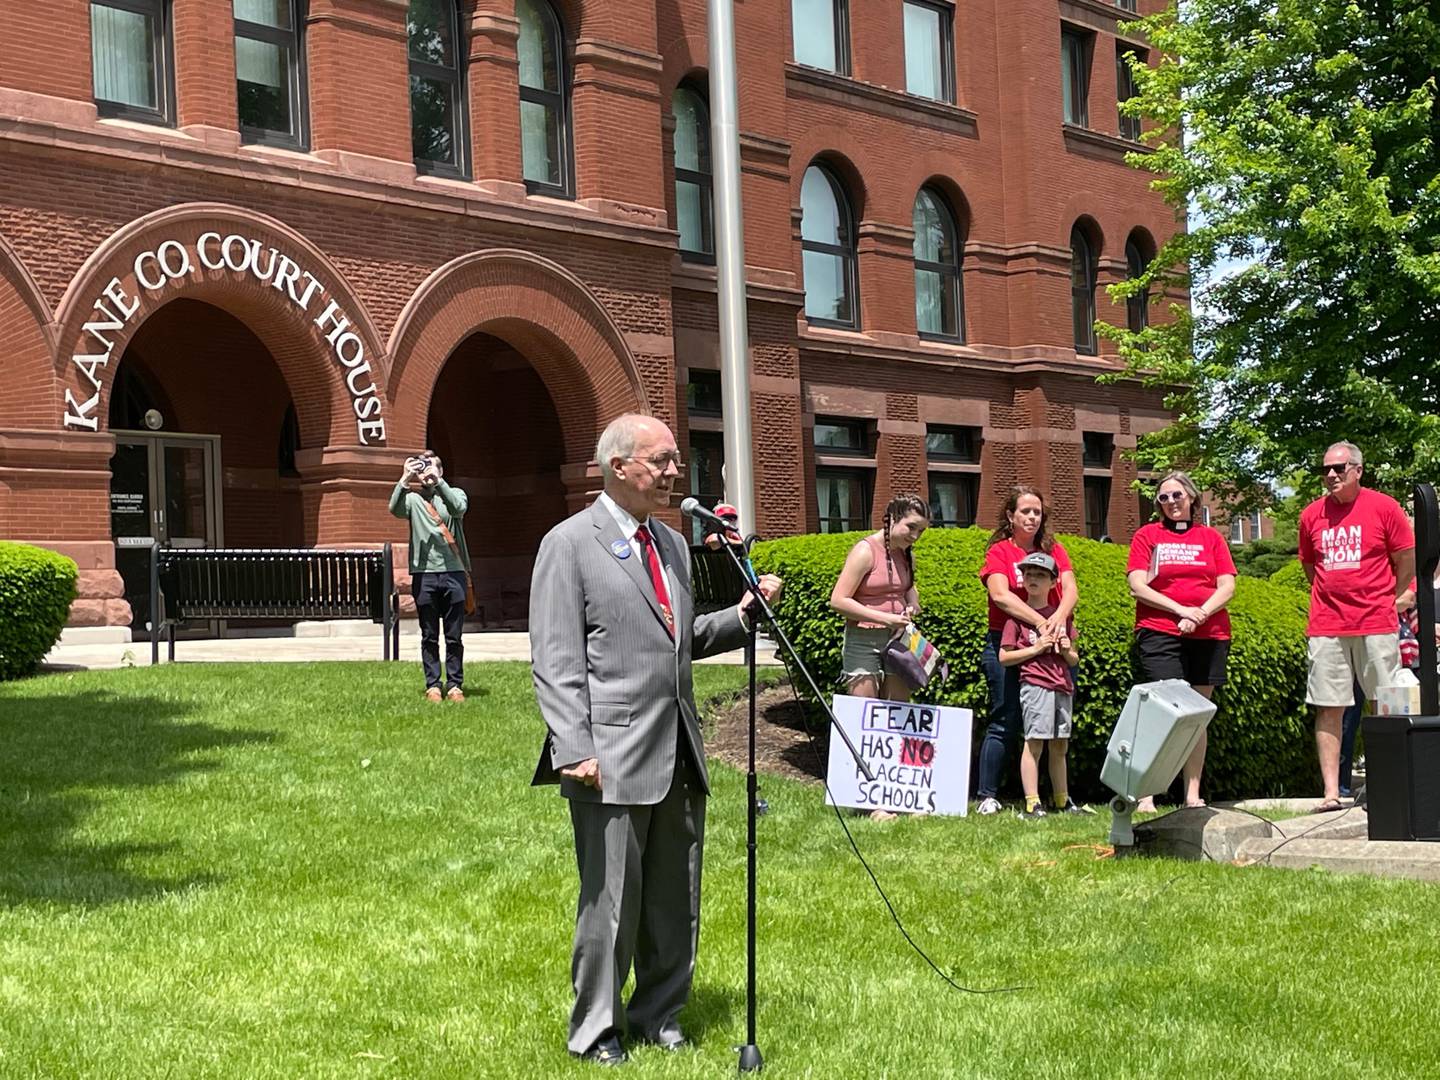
{"left": 389, "top": 479, "right": 471, "bottom": 575}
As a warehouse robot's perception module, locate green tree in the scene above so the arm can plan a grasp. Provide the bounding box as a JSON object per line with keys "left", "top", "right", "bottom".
{"left": 1104, "top": 1, "right": 1440, "bottom": 508}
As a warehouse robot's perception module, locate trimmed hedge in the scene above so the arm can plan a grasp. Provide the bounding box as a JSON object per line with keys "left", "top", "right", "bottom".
{"left": 1268, "top": 558, "right": 1311, "bottom": 599}
{"left": 751, "top": 528, "right": 1317, "bottom": 801}
{"left": 0, "top": 542, "right": 78, "bottom": 681}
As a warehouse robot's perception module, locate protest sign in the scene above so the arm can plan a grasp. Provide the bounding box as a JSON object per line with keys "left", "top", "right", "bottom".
{"left": 824, "top": 694, "right": 972, "bottom": 815}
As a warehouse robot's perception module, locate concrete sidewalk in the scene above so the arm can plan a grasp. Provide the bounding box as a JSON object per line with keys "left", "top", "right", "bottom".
{"left": 42, "top": 627, "right": 782, "bottom": 671}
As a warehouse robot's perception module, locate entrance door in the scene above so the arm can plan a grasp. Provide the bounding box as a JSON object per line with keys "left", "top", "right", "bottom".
{"left": 110, "top": 433, "right": 223, "bottom": 637}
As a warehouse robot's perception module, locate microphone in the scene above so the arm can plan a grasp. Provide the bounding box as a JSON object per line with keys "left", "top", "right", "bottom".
{"left": 682, "top": 497, "right": 758, "bottom": 585}
{"left": 680, "top": 497, "right": 734, "bottom": 533}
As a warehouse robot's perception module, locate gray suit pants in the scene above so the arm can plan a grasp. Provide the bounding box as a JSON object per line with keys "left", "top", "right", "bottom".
{"left": 566, "top": 747, "right": 705, "bottom": 1053}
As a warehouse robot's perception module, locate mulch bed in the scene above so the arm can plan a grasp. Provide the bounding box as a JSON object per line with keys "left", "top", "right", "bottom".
{"left": 703, "top": 678, "right": 829, "bottom": 783}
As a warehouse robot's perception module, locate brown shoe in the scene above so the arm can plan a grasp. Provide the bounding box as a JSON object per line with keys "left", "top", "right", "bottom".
{"left": 446, "top": 687, "right": 465, "bottom": 703}
{"left": 424, "top": 687, "right": 443, "bottom": 703}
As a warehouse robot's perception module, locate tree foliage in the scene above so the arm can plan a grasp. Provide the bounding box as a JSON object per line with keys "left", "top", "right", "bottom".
{"left": 1103, "top": 1, "right": 1440, "bottom": 508}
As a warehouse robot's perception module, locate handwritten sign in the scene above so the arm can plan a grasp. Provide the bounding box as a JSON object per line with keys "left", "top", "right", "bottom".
{"left": 825, "top": 695, "right": 973, "bottom": 816}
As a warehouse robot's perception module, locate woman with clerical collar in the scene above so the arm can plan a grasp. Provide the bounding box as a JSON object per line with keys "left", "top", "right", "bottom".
{"left": 1125, "top": 470, "right": 1237, "bottom": 810}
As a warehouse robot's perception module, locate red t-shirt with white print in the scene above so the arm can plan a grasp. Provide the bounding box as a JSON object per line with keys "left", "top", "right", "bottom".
{"left": 1126, "top": 521, "right": 1237, "bottom": 639}
{"left": 1297, "top": 487, "right": 1414, "bottom": 637}
{"left": 979, "top": 539, "right": 1073, "bottom": 632}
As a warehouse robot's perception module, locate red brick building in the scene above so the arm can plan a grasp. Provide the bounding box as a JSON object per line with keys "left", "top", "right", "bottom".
{"left": 0, "top": 0, "right": 1178, "bottom": 635}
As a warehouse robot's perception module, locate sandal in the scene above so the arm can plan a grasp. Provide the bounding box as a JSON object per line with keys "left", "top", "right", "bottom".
{"left": 1311, "top": 799, "right": 1343, "bottom": 814}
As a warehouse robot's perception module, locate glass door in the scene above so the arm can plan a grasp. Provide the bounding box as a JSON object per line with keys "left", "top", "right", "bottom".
{"left": 110, "top": 433, "right": 222, "bottom": 637}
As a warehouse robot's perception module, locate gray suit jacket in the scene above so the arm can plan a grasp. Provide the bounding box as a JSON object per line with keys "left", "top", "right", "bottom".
{"left": 530, "top": 499, "right": 748, "bottom": 805}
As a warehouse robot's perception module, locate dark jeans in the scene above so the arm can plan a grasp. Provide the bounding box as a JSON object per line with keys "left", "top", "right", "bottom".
{"left": 977, "top": 631, "right": 1022, "bottom": 799}
{"left": 414, "top": 570, "right": 467, "bottom": 691}
{"left": 1339, "top": 677, "right": 1365, "bottom": 796}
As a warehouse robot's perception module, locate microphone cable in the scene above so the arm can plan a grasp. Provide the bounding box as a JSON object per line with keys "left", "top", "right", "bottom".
{"left": 764, "top": 642, "right": 1030, "bottom": 996}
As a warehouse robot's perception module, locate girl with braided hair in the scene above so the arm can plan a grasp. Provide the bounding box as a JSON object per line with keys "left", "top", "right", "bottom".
{"left": 829, "top": 493, "right": 930, "bottom": 702}
{"left": 829, "top": 494, "right": 930, "bottom": 819}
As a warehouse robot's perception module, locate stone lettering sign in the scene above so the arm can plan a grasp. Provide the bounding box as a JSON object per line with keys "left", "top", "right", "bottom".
{"left": 63, "top": 232, "right": 385, "bottom": 445}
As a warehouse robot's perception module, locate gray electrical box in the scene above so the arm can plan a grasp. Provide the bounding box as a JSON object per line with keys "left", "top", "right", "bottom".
{"left": 1101, "top": 680, "right": 1217, "bottom": 846}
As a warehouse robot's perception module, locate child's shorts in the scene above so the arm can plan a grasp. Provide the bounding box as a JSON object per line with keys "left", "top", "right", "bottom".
{"left": 1019, "top": 684, "right": 1073, "bottom": 740}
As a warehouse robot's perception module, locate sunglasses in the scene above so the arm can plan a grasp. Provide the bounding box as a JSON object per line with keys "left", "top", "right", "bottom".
{"left": 1320, "top": 462, "right": 1355, "bottom": 476}
{"left": 1156, "top": 492, "right": 1187, "bottom": 504}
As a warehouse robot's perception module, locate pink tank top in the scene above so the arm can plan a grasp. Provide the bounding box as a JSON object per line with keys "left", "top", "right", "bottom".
{"left": 851, "top": 534, "right": 912, "bottom": 628}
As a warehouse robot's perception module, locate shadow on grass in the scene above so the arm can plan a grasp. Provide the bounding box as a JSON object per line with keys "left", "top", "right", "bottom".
{"left": 0, "top": 687, "right": 274, "bottom": 908}
{"left": 683, "top": 982, "right": 741, "bottom": 1045}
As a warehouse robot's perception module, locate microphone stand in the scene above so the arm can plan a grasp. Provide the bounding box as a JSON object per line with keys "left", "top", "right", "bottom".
{"left": 711, "top": 529, "right": 873, "bottom": 1073}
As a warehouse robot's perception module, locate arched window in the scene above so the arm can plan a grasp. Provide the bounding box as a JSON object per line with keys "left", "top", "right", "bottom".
{"left": 791, "top": 0, "right": 849, "bottom": 74}
{"left": 1125, "top": 236, "right": 1149, "bottom": 333}
{"left": 1070, "top": 225, "right": 1097, "bottom": 355}
{"left": 800, "top": 164, "right": 858, "bottom": 327}
{"left": 517, "top": 0, "right": 571, "bottom": 196}
{"left": 913, "top": 187, "right": 963, "bottom": 341}
{"left": 673, "top": 83, "right": 713, "bottom": 260}
{"left": 408, "top": 0, "right": 467, "bottom": 175}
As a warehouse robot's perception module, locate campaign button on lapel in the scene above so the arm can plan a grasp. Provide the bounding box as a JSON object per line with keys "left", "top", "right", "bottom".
{"left": 611, "top": 539, "right": 632, "bottom": 559}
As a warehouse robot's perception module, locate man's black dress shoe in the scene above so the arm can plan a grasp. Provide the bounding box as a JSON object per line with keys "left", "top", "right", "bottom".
{"left": 573, "top": 1035, "right": 628, "bottom": 1066}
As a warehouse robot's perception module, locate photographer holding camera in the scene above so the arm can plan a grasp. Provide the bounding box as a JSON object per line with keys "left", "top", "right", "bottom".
{"left": 389, "top": 450, "right": 472, "bottom": 702}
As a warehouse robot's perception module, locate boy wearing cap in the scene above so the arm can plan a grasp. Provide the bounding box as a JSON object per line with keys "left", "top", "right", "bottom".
{"left": 999, "top": 552, "right": 1089, "bottom": 819}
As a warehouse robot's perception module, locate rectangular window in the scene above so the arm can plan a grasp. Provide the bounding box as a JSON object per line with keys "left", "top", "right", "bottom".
{"left": 1202, "top": 505, "right": 1211, "bottom": 527}
{"left": 792, "top": 0, "right": 848, "bottom": 74}
{"left": 1084, "top": 476, "right": 1111, "bottom": 540}
{"left": 91, "top": 0, "right": 173, "bottom": 124}
{"left": 925, "top": 424, "right": 980, "bottom": 463}
{"left": 816, "top": 467, "right": 871, "bottom": 533}
{"left": 903, "top": 1, "right": 953, "bottom": 103}
{"left": 813, "top": 417, "right": 868, "bottom": 454}
{"left": 687, "top": 371, "right": 724, "bottom": 417}
{"left": 1230, "top": 517, "right": 1243, "bottom": 544}
{"left": 1249, "top": 510, "right": 1263, "bottom": 539}
{"left": 1116, "top": 45, "right": 1143, "bottom": 141}
{"left": 928, "top": 474, "right": 978, "bottom": 528}
{"left": 1116, "top": 0, "right": 1138, "bottom": 11}
{"left": 1082, "top": 431, "right": 1114, "bottom": 468}
{"left": 235, "top": 0, "right": 306, "bottom": 148}
{"left": 688, "top": 431, "right": 726, "bottom": 545}
{"left": 1061, "top": 29, "right": 1091, "bottom": 128}
{"left": 409, "top": 0, "right": 468, "bottom": 176}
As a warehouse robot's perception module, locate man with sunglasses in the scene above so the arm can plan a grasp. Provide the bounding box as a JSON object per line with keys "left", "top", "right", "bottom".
{"left": 1298, "top": 441, "right": 1415, "bottom": 812}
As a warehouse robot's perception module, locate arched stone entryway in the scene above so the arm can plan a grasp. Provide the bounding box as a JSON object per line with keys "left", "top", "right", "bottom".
{"left": 44, "top": 203, "right": 400, "bottom": 630}
{"left": 387, "top": 249, "right": 649, "bottom": 624}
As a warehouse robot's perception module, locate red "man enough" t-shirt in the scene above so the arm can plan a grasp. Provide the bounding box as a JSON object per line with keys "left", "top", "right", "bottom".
{"left": 1126, "top": 522, "right": 1236, "bottom": 639}
{"left": 1298, "top": 487, "right": 1414, "bottom": 637}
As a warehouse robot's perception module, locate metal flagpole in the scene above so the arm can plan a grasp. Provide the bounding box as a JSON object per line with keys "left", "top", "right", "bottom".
{"left": 708, "top": 5, "right": 762, "bottom": 1071}
{"left": 707, "top": 0, "right": 755, "bottom": 535}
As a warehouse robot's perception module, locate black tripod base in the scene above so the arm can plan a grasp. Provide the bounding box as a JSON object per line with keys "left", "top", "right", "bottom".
{"left": 737, "top": 1043, "right": 764, "bottom": 1072}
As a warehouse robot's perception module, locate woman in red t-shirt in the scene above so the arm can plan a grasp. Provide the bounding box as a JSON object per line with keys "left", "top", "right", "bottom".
{"left": 1126, "top": 470, "right": 1236, "bottom": 809}
{"left": 974, "top": 486, "right": 1079, "bottom": 815}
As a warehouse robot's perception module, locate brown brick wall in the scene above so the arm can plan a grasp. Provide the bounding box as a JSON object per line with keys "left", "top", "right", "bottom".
{"left": 0, "top": 0, "right": 1179, "bottom": 629}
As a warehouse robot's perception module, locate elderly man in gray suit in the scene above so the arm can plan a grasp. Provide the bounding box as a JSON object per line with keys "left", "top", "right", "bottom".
{"left": 530, "top": 413, "right": 781, "bottom": 1066}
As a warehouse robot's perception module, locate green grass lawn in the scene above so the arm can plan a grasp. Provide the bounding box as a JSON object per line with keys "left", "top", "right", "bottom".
{"left": 2, "top": 662, "right": 1438, "bottom": 1078}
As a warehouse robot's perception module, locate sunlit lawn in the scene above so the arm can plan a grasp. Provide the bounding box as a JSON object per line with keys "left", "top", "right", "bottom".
{"left": 1, "top": 662, "right": 1437, "bottom": 1078}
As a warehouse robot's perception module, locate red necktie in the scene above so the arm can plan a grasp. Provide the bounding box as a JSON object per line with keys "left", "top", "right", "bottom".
{"left": 634, "top": 524, "right": 675, "bottom": 638}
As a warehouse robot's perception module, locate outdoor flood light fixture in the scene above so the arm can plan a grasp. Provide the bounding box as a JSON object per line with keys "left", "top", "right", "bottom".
{"left": 1100, "top": 680, "right": 1217, "bottom": 849}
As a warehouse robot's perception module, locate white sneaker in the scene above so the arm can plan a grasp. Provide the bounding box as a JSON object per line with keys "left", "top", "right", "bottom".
{"left": 976, "top": 797, "right": 1003, "bottom": 816}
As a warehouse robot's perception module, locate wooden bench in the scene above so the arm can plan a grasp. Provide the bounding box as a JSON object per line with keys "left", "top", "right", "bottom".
{"left": 150, "top": 546, "right": 399, "bottom": 663}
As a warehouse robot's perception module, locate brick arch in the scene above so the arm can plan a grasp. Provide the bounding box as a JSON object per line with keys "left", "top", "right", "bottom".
{"left": 385, "top": 249, "right": 647, "bottom": 463}
{"left": 790, "top": 134, "right": 873, "bottom": 219}
{"left": 0, "top": 232, "right": 59, "bottom": 427}
{"left": 52, "top": 203, "right": 389, "bottom": 447}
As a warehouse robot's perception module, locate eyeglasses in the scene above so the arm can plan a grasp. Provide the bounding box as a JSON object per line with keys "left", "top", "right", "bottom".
{"left": 1320, "top": 462, "right": 1356, "bottom": 476}
{"left": 1156, "top": 491, "right": 1188, "bottom": 504}
{"left": 628, "top": 452, "right": 685, "bottom": 472}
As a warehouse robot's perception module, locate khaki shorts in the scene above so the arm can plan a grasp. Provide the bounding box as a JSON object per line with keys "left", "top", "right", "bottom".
{"left": 1306, "top": 634, "right": 1400, "bottom": 707}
